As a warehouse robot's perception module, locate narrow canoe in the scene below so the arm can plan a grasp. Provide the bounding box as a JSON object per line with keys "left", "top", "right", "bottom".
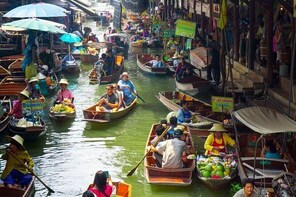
{"left": 175, "top": 75, "right": 210, "bottom": 96}
{"left": 144, "top": 124, "right": 195, "bottom": 186}
{"left": 80, "top": 54, "right": 99, "bottom": 65}
{"left": 49, "top": 107, "right": 76, "bottom": 121}
{"left": 82, "top": 98, "right": 137, "bottom": 122}
{"left": 8, "top": 119, "right": 47, "bottom": 141}
{"left": 0, "top": 176, "right": 35, "bottom": 197}
{"left": 157, "top": 91, "right": 231, "bottom": 124}
{"left": 136, "top": 54, "right": 167, "bottom": 75}
{"left": 0, "top": 99, "right": 12, "bottom": 133}
{"left": 89, "top": 56, "right": 124, "bottom": 84}
{"left": 87, "top": 181, "right": 132, "bottom": 197}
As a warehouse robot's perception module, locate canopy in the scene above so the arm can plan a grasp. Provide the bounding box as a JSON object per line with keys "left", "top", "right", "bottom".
{"left": 233, "top": 106, "right": 296, "bottom": 134}
{"left": 4, "top": 3, "right": 67, "bottom": 18}
{"left": 60, "top": 33, "right": 81, "bottom": 43}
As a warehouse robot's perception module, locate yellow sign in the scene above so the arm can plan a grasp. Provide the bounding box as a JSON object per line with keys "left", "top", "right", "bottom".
{"left": 22, "top": 99, "right": 45, "bottom": 114}
{"left": 175, "top": 19, "right": 196, "bottom": 39}
{"left": 211, "top": 96, "right": 234, "bottom": 112}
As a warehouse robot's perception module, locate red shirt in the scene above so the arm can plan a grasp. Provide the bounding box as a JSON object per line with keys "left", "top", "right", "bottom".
{"left": 10, "top": 100, "right": 23, "bottom": 119}
{"left": 88, "top": 185, "right": 112, "bottom": 197}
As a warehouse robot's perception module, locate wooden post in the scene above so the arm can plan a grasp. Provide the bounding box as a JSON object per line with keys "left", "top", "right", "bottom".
{"left": 209, "top": 0, "right": 213, "bottom": 33}
{"left": 265, "top": 2, "right": 273, "bottom": 86}
{"left": 233, "top": 0, "right": 239, "bottom": 61}
{"left": 248, "top": 0, "right": 255, "bottom": 70}
{"left": 164, "top": 0, "right": 168, "bottom": 20}
{"left": 201, "top": 0, "right": 205, "bottom": 38}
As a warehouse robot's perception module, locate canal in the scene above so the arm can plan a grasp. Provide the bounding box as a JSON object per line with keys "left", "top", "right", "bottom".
{"left": 0, "top": 20, "right": 233, "bottom": 197}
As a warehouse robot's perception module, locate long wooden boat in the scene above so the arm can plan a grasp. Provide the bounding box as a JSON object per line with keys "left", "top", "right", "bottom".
{"left": 49, "top": 105, "right": 76, "bottom": 121}
{"left": 62, "top": 61, "right": 80, "bottom": 74}
{"left": 8, "top": 119, "right": 47, "bottom": 141}
{"left": 0, "top": 176, "right": 35, "bottom": 197}
{"left": 0, "top": 99, "right": 12, "bottom": 133}
{"left": 82, "top": 98, "right": 137, "bottom": 122}
{"left": 0, "top": 65, "right": 11, "bottom": 79}
{"left": 157, "top": 91, "right": 231, "bottom": 124}
{"left": 136, "top": 54, "right": 167, "bottom": 75}
{"left": 89, "top": 55, "right": 124, "bottom": 84}
{"left": 87, "top": 181, "right": 131, "bottom": 197}
{"left": 0, "top": 54, "right": 23, "bottom": 68}
{"left": 0, "top": 76, "right": 27, "bottom": 97}
{"left": 175, "top": 75, "right": 210, "bottom": 96}
{"left": 144, "top": 124, "right": 195, "bottom": 186}
{"left": 80, "top": 53, "right": 99, "bottom": 64}
{"left": 8, "top": 59, "right": 24, "bottom": 76}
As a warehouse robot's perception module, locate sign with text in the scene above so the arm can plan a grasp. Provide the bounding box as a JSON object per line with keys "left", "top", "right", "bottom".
{"left": 211, "top": 96, "right": 234, "bottom": 113}
{"left": 22, "top": 99, "right": 45, "bottom": 115}
{"left": 175, "top": 19, "right": 196, "bottom": 39}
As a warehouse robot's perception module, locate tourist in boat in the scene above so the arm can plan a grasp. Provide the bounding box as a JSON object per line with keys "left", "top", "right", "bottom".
{"left": 1, "top": 135, "right": 34, "bottom": 189}
{"left": 8, "top": 90, "right": 30, "bottom": 119}
{"left": 55, "top": 78, "right": 74, "bottom": 105}
{"left": 94, "top": 53, "right": 107, "bottom": 77}
{"left": 233, "top": 178, "right": 259, "bottom": 197}
{"left": 117, "top": 72, "right": 136, "bottom": 106}
{"left": 149, "top": 128, "right": 187, "bottom": 168}
{"left": 149, "top": 54, "right": 165, "bottom": 68}
{"left": 204, "top": 123, "right": 236, "bottom": 156}
{"left": 151, "top": 124, "right": 166, "bottom": 145}
{"left": 112, "top": 83, "right": 125, "bottom": 110}
{"left": 96, "top": 84, "right": 119, "bottom": 112}
{"left": 167, "top": 116, "right": 178, "bottom": 139}
{"left": 130, "top": 32, "right": 142, "bottom": 42}
{"left": 88, "top": 170, "right": 112, "bottom": 197}
{"left": 27, "top": 77, "right": 42, "bottom": 99}
{"left": 124, "top": 21, "right": 133, "bottom": 30}
{"left": 177, "top": 100, "right": 193, "bottom": 124}
{"left": 260, "top": 140, "right": 281, "bottom": 159}
{"left": 105, "top": 50, "right": 115, "bottom": 75}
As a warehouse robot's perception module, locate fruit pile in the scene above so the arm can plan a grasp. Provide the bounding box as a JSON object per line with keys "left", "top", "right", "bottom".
{"left": 51, "top": 104, "right": 74, "bottom": 113}
{"left": 197, "top": 156, "right": 237, "bottom": 179}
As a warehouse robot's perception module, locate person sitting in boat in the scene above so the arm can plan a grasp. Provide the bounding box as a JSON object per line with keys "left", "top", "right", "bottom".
{"left": 55, "top": 78, "right": 74, "bottom": 105}
{"left": 204, "top": 123, "right": 236, "bottom": 156}
{"left": 117, "top": 72, "right": 136, "bottom": 106}
{"left": 149, "top": 54, "right": 165, "bottom": 68}
{"left": 151, "top": 124, "right": 166, "bottom": 145}
{"left": 125, "top": 21, "right": 133, "bottom": 30}
{"left": 233, "top": 178, "right": 259, "bottom": 197}
{"left": 177, "top": 100, "right": 193, "bottom": 124}
{"left": 87, "top": 170, "right": 112, "bottom": 197}
{"left": 1, "top": 135, "right": 34, "bottom": 189}
{"left": 167, "top": 116, "right": 178, "bottom": 139}
{"left": 96, "top": 84, "right": 119, "bottom": 112}
{"left": 179, "top": 66, "right": 194, "bottom": 79}
{"left": 260, "top": 140, "right": 281, "bottom": 159}
{"left": 112, "top": 83, "right": 125, "bottom": 110}
{"left": 62, "top": 53, "right": 75, "bottom": 66}
{"left": 105, "top": 50, "right": 115, "bottom": 75}
{"left": 82, "top": 190, "right": 96, "bottom": 197}
{"left": 130, "top": 32, "right": 142, "bottom": 42}
{"left": 27, "top": 77, "right": 42, "bottom": 99}
{"left": 149, "top": 128, "right": 188, "bottom": 168}
{"left": 8, "top": 90, "right": 30, "bottom": 119}
{"left": 175, "top": 57, "right": 188, "bottom": 79}
{"left": 88, "top": 33, "right": 99, "bottom": 43}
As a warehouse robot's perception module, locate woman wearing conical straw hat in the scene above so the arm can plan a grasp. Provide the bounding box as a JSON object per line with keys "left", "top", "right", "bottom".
{"left": 1, "top": 135, "right": 34, "bottom": 189}
{"left": 8, "top": 90, "right": 30, "bottom": 119}
{"left": 54, "top": 78, "right": 74, "bottom": 105}
{"left": 204, "top": 123, "right": 236, "bottom": 156}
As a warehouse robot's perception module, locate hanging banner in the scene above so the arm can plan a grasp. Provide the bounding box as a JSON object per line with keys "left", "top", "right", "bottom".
{"left": 175, "top": 19, "right": 196, "bottom": 38}
{"left": 22, "top": 99, "right": 45, "bottom": 116}
{"left": 211, "top": 96, "right": 234, "bottom": 113}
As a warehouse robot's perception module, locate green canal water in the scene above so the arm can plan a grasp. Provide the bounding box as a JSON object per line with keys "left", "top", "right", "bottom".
{"left": 0, "top": 22, "right": 235, "bottom": 197}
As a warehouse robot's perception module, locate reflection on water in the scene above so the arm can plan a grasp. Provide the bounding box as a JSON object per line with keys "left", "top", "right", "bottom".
{"left": 0, "top": 20, "right": 233, "bottom": 197}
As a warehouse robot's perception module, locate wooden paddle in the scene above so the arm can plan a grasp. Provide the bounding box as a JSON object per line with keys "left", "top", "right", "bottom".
{"left": 7, "top": 150, "right": 55, "bottom": 193}
{"left": 127, "top": 126, "right": 170, "bottom": 176}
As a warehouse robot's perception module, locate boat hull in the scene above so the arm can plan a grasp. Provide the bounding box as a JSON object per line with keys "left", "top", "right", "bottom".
{"left": 175, "top": 76, "right": 210, "bottom": 96}
{"left": 136, "top": 54, "right": 167, "bottom": 75}
{"left": 80, "top": 54, "right": 99, "bottom": 64}
{"left": 49, "top": 111, "right": 76, "bottom": 120}
{"left": 8, "top": 120, "right": 46, "bottom": 141}
{"left": 0, "top": 176, "right": 35, "bottom": 197}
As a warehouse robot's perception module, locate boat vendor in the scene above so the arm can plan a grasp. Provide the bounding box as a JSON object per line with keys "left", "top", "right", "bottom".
{"left": 8, "top": 90, "right": 30, "bottom": 119}
{"left": 233, "top": 178, "right": 259, "bottom": 197}
{"left": 27, "top": 77, "right": 42, "bottom": 99}
{"left": 149, "top": 54, "right": 165, "bottom": 68}
{"left": 96, "top": 84, "right": 119, "bottom": 112}
{"left": 1, "top": 135, "right": 34, "bottom": 189}
{"left": 177, "top": 100, "right": 193, "bottom": 124}
{"left": 54, "top": 78, "right": 74, "bottom": 105}
{"left": 117, "top": 72, "right": 136, "bottom": 106}
{"left": 87, "top": 170, "right": 112, "bottom": 197}
{"left": 204, "top": 123, "right": 236, "bottom": 156}
{"left": 260, "top": 140, "right": 281, "bottom": 159}
{"left": 149, "top": 129, "right": 188, "bottom": 168}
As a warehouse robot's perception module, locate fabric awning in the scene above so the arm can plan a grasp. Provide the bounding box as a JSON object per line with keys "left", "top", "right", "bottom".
{"left": 233, "top": 106, "right": 296, "bottom": 134}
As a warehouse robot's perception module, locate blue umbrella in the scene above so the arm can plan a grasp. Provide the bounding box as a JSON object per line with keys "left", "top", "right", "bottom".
{"left": 60, "top": 33, "right": 81, "bottom": 44}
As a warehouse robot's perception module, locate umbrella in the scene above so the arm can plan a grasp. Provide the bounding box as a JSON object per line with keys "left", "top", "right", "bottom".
{"left": 60, "top": 33, "right": 82, "bottom": 59}
{"left": 2, "top": 18, "right": 66, "bottom": 34}
{"left": 4, "top": 3, "right": 67, "bottom": 18}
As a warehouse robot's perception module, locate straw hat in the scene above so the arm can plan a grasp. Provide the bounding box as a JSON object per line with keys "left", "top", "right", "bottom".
{"left": 59, "top": 78, "right": 69, "bottom": 85}
{"left": 172, "top": 51, "right": 180, "bottom": 59}
{"left": 209, "top": 123, "right": 227, "bottom": 132}
{"left": 29, "top": 77, "right": 38, "bottom": 83}
{"left": 175, "top": 125, "right": 185, "bottom": 132}
{"left": 36, "top": 72, "right": 46, "bottom": 80}
{"left": 120, "top": 72, "right": 129, "bottom": 78}
{"left": 9, "top": 135, "right": 25, "bottom": 150}
{"left": 20, "top": 90, "right": 29, "bottom": 99}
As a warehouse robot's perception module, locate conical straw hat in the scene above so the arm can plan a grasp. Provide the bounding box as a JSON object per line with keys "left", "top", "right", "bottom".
{"left": 208, "top": 123, "right": 227, "bottom": 132}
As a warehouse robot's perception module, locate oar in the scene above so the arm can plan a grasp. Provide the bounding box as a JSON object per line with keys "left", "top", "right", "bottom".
{"left": 127, "top": 126, "right": 169, "bottom": 176}
{"left": 7, "top": 150, "right": 55, "bottom": 193}
{"left": 124, "top": 85, "right": 145, "bottom": 103}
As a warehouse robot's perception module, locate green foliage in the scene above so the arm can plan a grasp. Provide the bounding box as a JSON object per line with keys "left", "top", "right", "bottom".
{"left": 230, "top": 182, "right": 242, "bottom": 195}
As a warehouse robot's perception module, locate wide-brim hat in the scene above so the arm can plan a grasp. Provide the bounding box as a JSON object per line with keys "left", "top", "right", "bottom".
{"left": 36, "top": 72, "right": 46, "bottom": 80}
{"left": 209, "top": 123, "right": 227, "bottom": 132}
{"left": 59, "top": 78, "right": 69, "bottom": 85}
{"left": 175, "top": 125, "right": 185, "bottom": 132}
{"left": 20, "top": 90, "right": 29, "bottom": 99}
{"left": 29, "top": 77, "right": 38, "bottom": 83}
{"left": 120, "top": 72, "right": 129, "bottom": 78}
{"left": 9, "top": 135, "right": 25, "bottom": 150}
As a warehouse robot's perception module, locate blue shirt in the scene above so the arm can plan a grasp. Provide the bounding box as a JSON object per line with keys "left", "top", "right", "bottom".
{"left": 265, "top": 152, "right": 281, "bottom": 159}
{"left": 117, "top": 79, "right": 136, "bottom": 106}
{"left": 177, "top": 108, "right": 192, "bottom": 124}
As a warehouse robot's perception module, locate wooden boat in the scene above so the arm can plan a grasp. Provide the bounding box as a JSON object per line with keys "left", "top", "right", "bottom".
{"left": 8, "top": 119, "right": 47, "bottom": 141}
{"left": 8, "top": 59, "right": 24, "bottom": 76}
{"left": 62, "top": 61, "right": 80, "bottom": 74}
{"left": 89, "top": 55, "right": 124, "bottom": 84}
{"left": 0, "top": 65, "right": 11, "bottom": 79}
{"left": 136, "top": 54, "right": 167, "bottom": 75}
{"left": 144, "top": 124, "right": 195, "bottom": 186}
{"left": 0, "top": 99, "right": 12, "bottom": 133}
{"left": 82, "top": 98, "right": 137, "bottom": 122}
{"left": 0, "top": 176, "right": 35, "bottom": 197}
{"left": 157, "top": 91, "right": 231, "bottom": 124}
{"left": 175, "top": 75, "right": 210, "bottom": 96}
{"left": 0, "top": 76, "right": 27, "bottom": 97}
{"left": 80, "top": 53, "right": 99, "bottom": 65}
{"left": 87, "top": 181, "right": 131, "bottom": 197}
{"left": 233, "top": 107, "right": 296, "bottom": 190}
{"left": 0, "top": 54, "right": 23, "bottom": 68}
{"left": 49, "top": 105, "right": 76, "bottom": 121}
